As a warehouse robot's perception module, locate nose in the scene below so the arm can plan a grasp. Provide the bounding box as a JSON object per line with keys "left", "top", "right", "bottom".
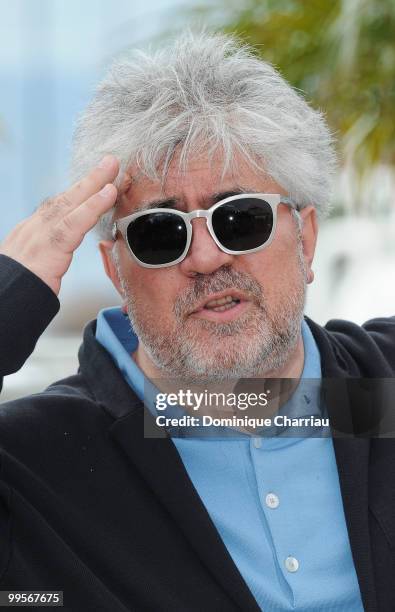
{"left": 179, "top": 217, "right": 235, "bottom": 276}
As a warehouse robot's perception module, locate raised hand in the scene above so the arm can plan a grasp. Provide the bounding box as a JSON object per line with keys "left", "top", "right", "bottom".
{"left": 0, "top": 155, "right": 119, "bottom": 295}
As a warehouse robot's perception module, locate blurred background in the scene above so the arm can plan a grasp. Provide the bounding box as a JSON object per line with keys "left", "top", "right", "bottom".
{"left": 1, "top": 0, "right": 395, "bottom": 401}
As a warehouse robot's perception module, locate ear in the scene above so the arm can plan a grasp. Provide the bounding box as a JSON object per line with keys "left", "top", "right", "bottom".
{"left": 298, "top": 206, "right": 318, "bottom": 284}
{"left": 99, "top": 240, "right": 124, "bottom": 298}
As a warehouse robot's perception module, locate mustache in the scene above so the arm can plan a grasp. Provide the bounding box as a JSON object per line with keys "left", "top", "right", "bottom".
{"left": 173, "top": 266, "right": 265, "bottom": 319}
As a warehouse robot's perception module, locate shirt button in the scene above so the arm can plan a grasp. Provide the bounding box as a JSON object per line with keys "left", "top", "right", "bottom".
{"left": 285, "top": 556, "right": 299, "bottom": 573}
{"left": 253, "top": 438, "right": 262, "bottom": 449}
{"left": 265, "top": 493, "right": 279, "bottom": 509}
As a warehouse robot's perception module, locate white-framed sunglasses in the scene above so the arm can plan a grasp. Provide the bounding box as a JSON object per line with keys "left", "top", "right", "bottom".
{"left": 112, "top": 193, "right": 299, "bottom": 268}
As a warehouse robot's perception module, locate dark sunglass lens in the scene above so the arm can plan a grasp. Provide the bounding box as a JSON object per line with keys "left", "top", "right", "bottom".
{"left": 126, "top": 212, "right": 187, "bottom": 265}
{"left": 212, "top": 198, "right": 273, "bottom": 252}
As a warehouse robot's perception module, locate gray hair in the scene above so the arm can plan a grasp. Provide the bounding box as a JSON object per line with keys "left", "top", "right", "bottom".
{"left": 70, "top": 30, "right": 337, "bottom": 240}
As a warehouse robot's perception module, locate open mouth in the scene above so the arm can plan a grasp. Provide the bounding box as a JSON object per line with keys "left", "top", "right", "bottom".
{"left": 189, "top": 291, "right": 249, "bottom": 322}
{"left": 203, "top": 295, "right": 241, "bottom": 312}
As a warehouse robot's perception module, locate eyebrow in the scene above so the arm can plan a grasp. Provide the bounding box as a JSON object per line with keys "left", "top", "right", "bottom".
{"left": 132, "top": 187, "right": 261, "bottom": 213}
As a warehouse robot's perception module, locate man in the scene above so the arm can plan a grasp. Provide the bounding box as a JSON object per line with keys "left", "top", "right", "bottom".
{"left": 0, "top": 31, "right": 394, "bottom": 612}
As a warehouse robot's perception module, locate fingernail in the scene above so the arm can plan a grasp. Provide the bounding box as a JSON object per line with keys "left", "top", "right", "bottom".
{"left": 99, "top": 184, "right": 114, "bottom": 197}
{"left": 98, "top": 155, "right": 114, "bottom": 169}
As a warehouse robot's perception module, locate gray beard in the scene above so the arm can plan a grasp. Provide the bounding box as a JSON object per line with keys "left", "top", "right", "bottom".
{"left": 119, "top": 261, "right": 307, "bottom": 382}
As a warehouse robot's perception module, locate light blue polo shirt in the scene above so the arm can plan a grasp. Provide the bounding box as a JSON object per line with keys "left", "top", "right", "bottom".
{"left": 96, "top": 307, "right": 364, "bottom": 611}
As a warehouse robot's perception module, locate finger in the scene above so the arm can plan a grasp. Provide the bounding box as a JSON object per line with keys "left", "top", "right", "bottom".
{"left": 36, "top": 156, "right": 120, "bottom": 222}
{"left": 54, "top": 183, "right": 117, "bottom": 252}
{"left": 66, "top": 155, "right": 120, "bottom": 208}
{"left": 37, "top": 193, "right": 76, "bottom": 221}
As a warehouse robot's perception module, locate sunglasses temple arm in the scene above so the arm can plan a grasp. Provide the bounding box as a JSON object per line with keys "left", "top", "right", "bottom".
{"left": 111, "top": 222, "right": 118, "bottom": 241}
{"left": 280, "top": 196, "right": 300, "bottom": 212}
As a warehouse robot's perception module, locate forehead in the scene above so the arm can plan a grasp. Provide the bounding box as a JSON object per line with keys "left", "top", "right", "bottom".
{"left": 117, "top": 151, "right": 286, "bottom": 216}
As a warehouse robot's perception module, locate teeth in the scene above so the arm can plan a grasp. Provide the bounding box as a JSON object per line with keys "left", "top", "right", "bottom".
{"left": 205, "top": 295, "right": 235, "bottom": 308}
{"left": 211, "top": 301, "right": 237, "bottom": 312}
{"left": 205, "top": 300, "right": 240, "bottom": 312}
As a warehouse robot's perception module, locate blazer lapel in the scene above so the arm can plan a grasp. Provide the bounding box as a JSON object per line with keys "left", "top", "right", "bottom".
{"left": 109, "top": 410, "right": 261, "bottom": 612}
{"left": 331, "top": 435, "right": 377, "bottom": 612}
{"left": 314, "top": 338, "right": 379, "bottom": 611}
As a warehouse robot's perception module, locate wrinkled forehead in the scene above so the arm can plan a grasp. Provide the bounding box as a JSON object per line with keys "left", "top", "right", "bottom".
{"left": 126, "top": 150, "right": 257, "bottom": 190}
{"left": 116, "top": 151, "right": 285, "bottom": 216}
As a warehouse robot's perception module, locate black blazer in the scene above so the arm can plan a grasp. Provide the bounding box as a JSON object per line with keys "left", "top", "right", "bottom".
{"left": 1, "top": 254, "right": 395, "bottom": 612}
